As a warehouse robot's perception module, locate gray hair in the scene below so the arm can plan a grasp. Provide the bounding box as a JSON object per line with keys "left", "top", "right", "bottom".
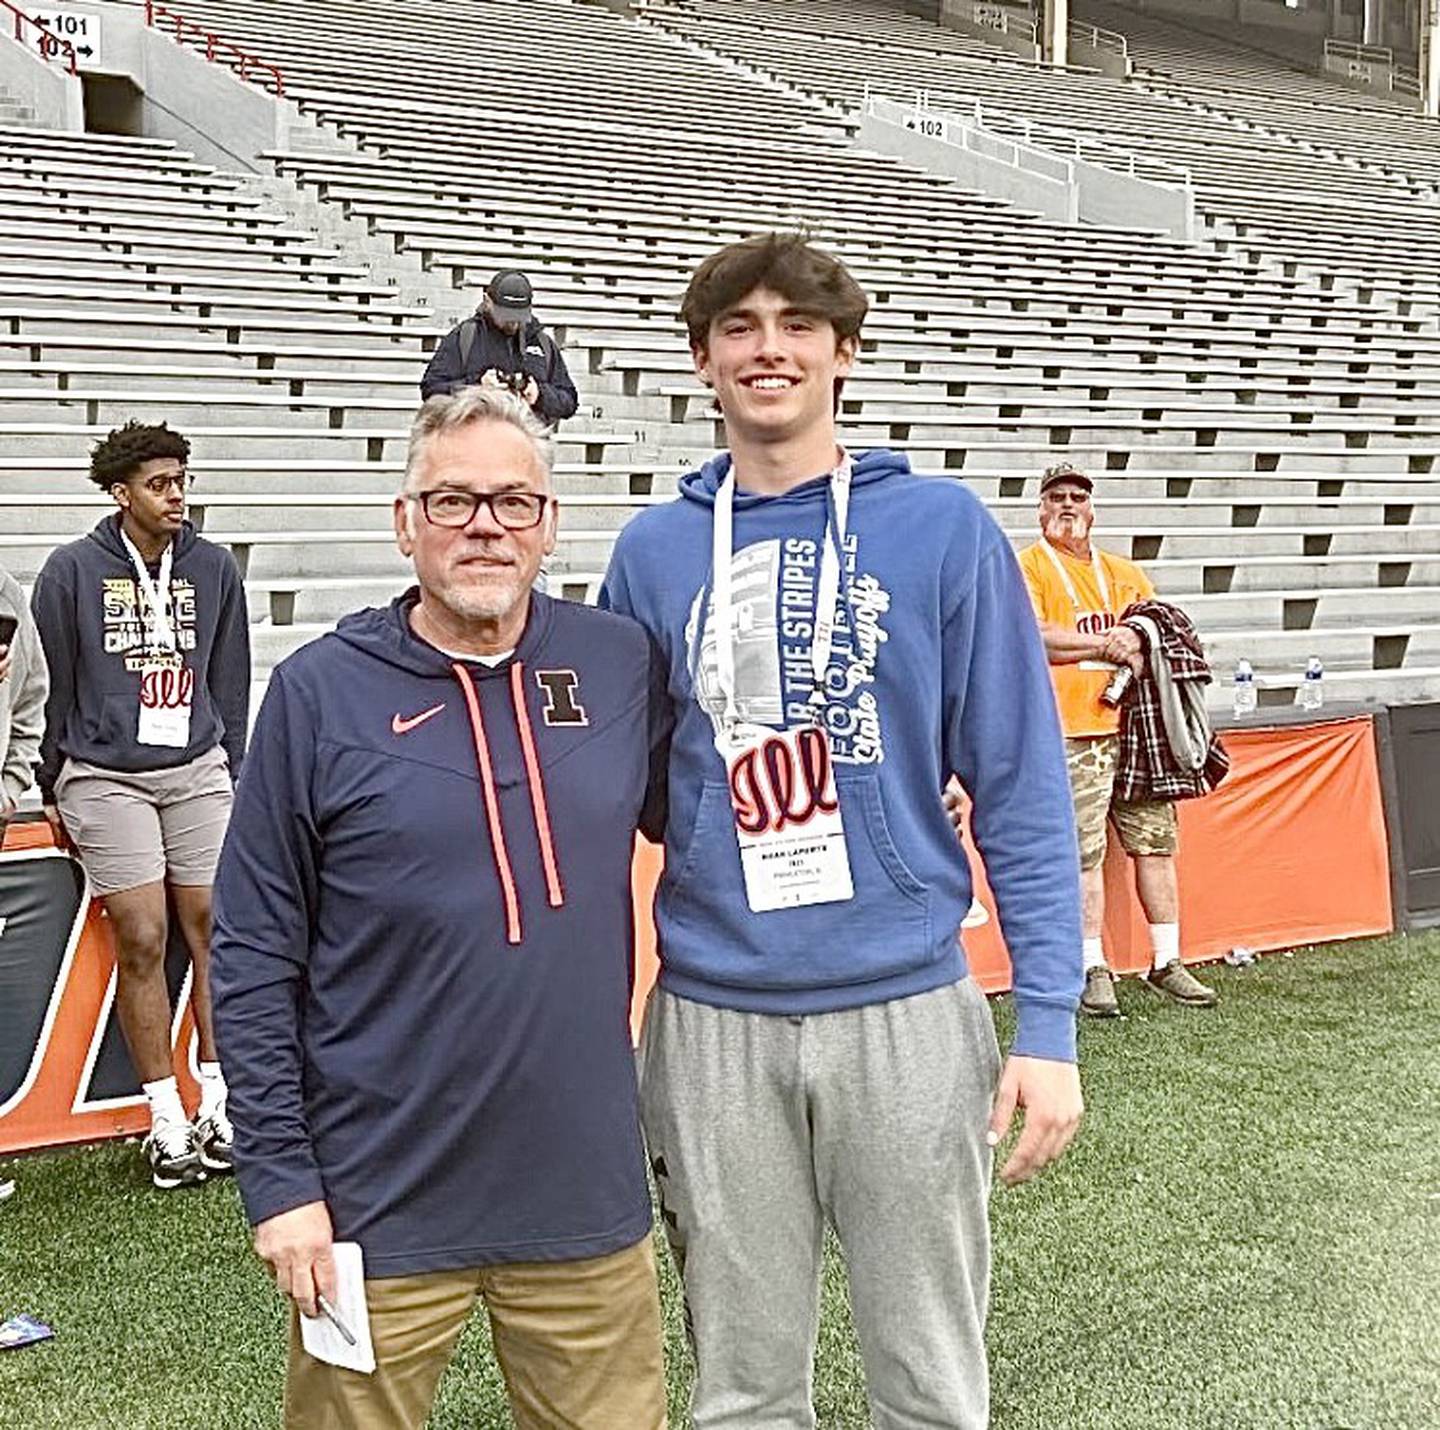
{"left": 402, "top": 387, "right": 555, "bottom": 495}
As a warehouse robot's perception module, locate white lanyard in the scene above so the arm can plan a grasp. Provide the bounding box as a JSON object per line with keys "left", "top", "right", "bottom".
{"left": 120, "top": 529, "right": 176, "bottom": 652}
{"left": 712, "top": 453, "right": 852, "bottom": 729}
{"left": 1040, "top": 538, "right": 1111, "bottom": 617}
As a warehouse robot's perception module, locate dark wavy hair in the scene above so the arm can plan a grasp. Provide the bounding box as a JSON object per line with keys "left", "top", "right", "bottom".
{"left": 680, "top": 232, "right": 868, "bottom": 351}
{"left": 88, "top": 421, "right": 191, "bottom": 492}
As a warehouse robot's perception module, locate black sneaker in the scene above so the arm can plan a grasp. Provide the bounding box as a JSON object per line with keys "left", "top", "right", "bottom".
{"left": 142, "top": 1120, "right": 207, "bottom": 1190}
{"left": 195, "top": 1109, "right": 234, "bottom": 1175}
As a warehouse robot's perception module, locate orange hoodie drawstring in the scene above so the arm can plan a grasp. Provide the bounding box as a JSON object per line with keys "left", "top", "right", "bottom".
{"left": 510, "top": 662, "right": 565, "bottom": 910}
{"left": 451, "top": 660, "right": 566, "bottom": 945}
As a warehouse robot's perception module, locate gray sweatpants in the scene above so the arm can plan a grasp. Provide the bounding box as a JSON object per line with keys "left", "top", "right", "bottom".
{"left": 639, "top": 978, "right": 1002, "bottom": 1430}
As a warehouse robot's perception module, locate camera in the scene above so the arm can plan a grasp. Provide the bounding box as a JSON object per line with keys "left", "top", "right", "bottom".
{"left": 497, "top": 369, "right": 530, "bottom": 396}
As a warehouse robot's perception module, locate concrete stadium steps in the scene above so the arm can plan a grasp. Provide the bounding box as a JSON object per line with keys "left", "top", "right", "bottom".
{"left": 1079, "top": 1, "right": 1440, "bottom": 189}
{"left": 0, "top": 414, "right": 644, "bottom": 459}
{"left": 0, "top": 334, "right": 438, "bottom": 374}
{"left": 646, "top": 0, "right": 1440, "bottom": 307}
{"left": 2, "top": 0, "right": 1437, "bottom": 709}
{"left": 235, "top": 574, "right": 1440, "bottom": 634}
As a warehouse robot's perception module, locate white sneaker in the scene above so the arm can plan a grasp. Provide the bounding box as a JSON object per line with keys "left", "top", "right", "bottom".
{"left": 195, "top": 1107, "right": 234, "bottom": 1175}
{"left": 141, "top": 1119, "right": 207, "bottom": 1190}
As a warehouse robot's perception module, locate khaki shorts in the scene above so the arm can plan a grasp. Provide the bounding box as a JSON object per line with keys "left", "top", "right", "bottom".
{"left": 284, "top": 1236, "right": 667, "bottom": 1430}
{"left": 54, "top": 745, "right": 233, "bottom": 895}
{"left": 1066, "top": 735, "right": 1178, "bottom": 872}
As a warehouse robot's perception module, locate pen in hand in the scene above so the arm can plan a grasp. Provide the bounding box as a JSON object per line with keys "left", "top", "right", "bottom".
{"left": 316, "top": 1293, "right": 357, "bottom": 1348}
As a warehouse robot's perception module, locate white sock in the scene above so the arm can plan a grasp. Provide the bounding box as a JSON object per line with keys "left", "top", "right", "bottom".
{"left": 198, "top": 1061, "right": 228, "bottom": 1122}
{"left": 1082, "top": 937, "right": 1107, "bottom": 973}
{"left": 142, "top": 1075, "right": 187, "bottom": 1131}
{"left": 1150, "top": 922, "right": 1181, "bottom": 971}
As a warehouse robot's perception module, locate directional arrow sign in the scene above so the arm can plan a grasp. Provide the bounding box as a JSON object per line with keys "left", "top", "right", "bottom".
{"left": 27, "top": 8, "right": 104, "bottom": 69}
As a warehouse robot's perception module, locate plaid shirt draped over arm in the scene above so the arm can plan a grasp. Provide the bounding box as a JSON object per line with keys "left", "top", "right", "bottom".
{"left": 1114, "top": 599, "right": 1230, "bottom": 803}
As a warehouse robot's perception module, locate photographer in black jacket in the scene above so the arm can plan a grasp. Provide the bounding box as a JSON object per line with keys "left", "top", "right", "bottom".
{"left": 420, "top": 270, "right": 579, "bottom": 426}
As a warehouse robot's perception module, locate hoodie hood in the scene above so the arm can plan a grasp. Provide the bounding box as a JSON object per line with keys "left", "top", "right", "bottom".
{"left": 332, "top": 588, "right": 558, "bottom": 678}
{"left": 88, "top": 511, "right": 199, "bottom": 562}
{"left": 677, "top": 447, "right": 914, "bottom": 509}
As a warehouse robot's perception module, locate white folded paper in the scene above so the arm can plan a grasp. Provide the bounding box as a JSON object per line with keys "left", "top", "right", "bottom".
{"left": 299, "top": 1241, "right": 375, "bottom": 1375}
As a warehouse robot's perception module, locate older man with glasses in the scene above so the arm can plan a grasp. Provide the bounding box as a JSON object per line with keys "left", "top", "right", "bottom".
{"left": 210, "top": 387, "right": 670, "bottom": 1430}
{"left": 31, "top": 419, "right": 251, "bottom": 1189}
{"left": 1019, "top": 462, "right": 1218, "bottom": 1017}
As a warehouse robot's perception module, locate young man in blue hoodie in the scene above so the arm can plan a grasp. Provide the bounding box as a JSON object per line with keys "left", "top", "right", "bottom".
{"left": 211, "top": 389, "right": 668, "bottom": 1430}
{"left": 600, "top": 234, "right": 1085, "bottom": 1429}
{"left": 31, "top": 421, "right": 250, "bottom": 1190}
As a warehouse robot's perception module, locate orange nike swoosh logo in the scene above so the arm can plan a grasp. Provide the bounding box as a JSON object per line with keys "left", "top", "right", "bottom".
{"left": 391, "top": 703, "right": 446, "bottom": 736}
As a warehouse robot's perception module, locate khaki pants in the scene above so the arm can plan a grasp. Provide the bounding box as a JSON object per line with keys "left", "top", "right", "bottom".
{"left": 54, "top": 745, "right": 233, "bottom": 894}
{"left": 284, "top": 1237, "right": 667, "bottom": 1430}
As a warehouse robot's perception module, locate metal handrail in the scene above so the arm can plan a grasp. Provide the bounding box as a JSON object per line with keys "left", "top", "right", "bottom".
{"left": 956, "top": 92, "right": 1191, "bottom": 187}
{"left": 1, "top": 0, "right": 78, "bottom": 75}
{"left": 142, "top": 0, "right": 285, "bottom": 95}
{"left": 867, "top": 88, "right": 1194, "bottom": 192}
{"left": 1324, "top": 38, "right": 1395, "bottom": 65}
{"left": 1322, "top": 37, "right": 1420, "bottom": 97}
{"left": 870, "top": 89, "right": 1072, "bottom": 183}
{"left": 1068, "top": 19, "right": 1129, "bottom": 60}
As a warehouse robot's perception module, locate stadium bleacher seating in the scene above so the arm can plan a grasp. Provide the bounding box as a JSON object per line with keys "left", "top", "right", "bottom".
{"left": 4, "top": 0, "right": 1439, "bottom": 708}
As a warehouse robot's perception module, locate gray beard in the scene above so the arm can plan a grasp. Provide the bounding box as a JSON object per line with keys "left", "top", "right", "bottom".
{"left": 437, "top": 576, "right": 527, "bottom": 625}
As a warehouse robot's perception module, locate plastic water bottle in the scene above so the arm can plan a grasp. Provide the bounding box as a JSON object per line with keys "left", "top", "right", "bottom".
{"left": 1232, "top": 658, "right": 1256, "bottom": 718}
{"left": 1299, "top": 656, "right": 1324, "bottom": 712}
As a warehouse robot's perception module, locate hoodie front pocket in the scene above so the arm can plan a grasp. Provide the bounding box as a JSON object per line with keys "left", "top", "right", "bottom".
{"left": 668, "top": 780, "right": 733, "bottom": 893}
{"left": 849, "top": 773, "right": 929, "bottom": 904}
{"left": 661, "top": 771, "right": 937, "bottom": 992}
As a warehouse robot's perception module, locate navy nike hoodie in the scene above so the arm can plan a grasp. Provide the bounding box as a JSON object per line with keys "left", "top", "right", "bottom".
{"left": 211, "top": 591, "right": 667, "bottom": 1275}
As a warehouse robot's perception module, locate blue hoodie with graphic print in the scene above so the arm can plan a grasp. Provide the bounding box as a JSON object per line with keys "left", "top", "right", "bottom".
{"left": 600, "top": 449, "right": 1082, "bottom": 1062}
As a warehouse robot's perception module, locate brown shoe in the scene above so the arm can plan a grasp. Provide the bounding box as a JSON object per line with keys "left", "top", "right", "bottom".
{"left": 1146, "top": 960, "right": 1219, "bottom": 1007}
{"left": 1080, "top": 966, "right": 1120, "bottom": 1018}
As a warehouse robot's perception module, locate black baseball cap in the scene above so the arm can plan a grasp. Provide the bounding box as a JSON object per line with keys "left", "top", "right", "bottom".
{"left": 1039, "top": 461, "right": 1093, "bottom": 495}
{"left": 486, "top": 269, "right": 533, "bottom": 324}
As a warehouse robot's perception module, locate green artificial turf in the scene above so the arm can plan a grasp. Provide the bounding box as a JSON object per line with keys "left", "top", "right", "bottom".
{"left": 1, "top": 932, "right": 1436, "bottom": 1428}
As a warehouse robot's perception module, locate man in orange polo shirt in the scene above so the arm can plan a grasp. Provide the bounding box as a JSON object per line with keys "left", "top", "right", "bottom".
{"left": 1019, "top": 463, "right": 1218, "bottom": 1017}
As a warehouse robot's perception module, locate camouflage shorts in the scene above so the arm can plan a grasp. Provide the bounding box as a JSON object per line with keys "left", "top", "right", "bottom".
{"left": 1065, "top": 736, "right": 1178, "bottom": 871}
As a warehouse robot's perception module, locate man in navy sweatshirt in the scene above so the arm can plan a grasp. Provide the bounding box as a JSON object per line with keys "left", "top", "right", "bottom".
{"left": 31, "top": 421, "right": 250, "bottom": 1191}
{"left": 600, "top": 234, "right": 1084, "bottom": 1429}
{"left": 211, "top": 388, "right": 668, "bottom": 1430}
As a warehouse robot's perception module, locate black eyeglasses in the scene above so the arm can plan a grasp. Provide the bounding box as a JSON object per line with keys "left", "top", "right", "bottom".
{"left": 411, "top": 488, "right": 549, "bottom": 530}
{"left": 133, "top": 471, "right": 191, "bottom": 495}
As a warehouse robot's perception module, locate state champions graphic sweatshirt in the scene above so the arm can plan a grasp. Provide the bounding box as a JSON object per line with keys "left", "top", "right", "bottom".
{"left": 30, "top": 515, "right": 250, "bottom": 797}
{"left": 211, "top": 592, "right": 668, "bottom": 1275}
{"left": 600, "top": 449, "right": 1083, "bottom": 1062}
